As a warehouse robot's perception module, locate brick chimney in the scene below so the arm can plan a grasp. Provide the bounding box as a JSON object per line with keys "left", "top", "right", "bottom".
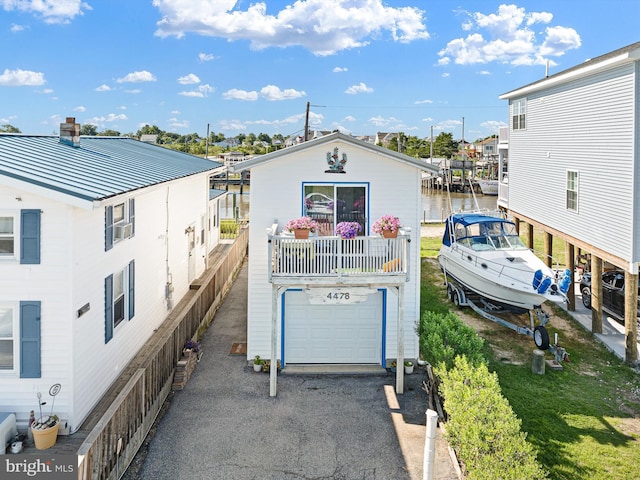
{"left": 59, "top": 117, "right": 80, "bottom": 147}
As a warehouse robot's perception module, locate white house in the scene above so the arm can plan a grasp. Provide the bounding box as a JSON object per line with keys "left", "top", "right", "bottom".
{"left": 0, "top": 118, "right": 225, "bottom": 433}
{"left": 498, "top": 41, "right": 640, "bottom": 362}
{"left": 231, "top": 132, "right": 440, "bottom": 395}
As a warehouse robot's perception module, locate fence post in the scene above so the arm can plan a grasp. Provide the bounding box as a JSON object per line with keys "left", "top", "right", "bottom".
{"left": 423, "top": 409, "right": 438, "bottom": 480}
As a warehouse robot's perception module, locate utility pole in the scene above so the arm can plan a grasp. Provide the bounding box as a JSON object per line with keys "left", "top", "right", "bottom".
{"left": 304, "top": 101, "right": 310, "bottom": 142}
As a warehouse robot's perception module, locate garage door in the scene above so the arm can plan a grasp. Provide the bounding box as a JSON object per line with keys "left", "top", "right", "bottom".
{"left": 284, "top": 290, "right": 382, "bottom": 364}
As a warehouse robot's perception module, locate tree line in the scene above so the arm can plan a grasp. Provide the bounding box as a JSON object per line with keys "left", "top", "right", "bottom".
{"left": 1, "top": 123, "right": 485, "bottom": 159}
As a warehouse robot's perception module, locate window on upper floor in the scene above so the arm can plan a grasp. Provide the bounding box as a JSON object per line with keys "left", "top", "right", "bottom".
{"left": 105, "top": 199, "right": 135, "bottom": 251}
{"left": 303, "top": 184, "right": 368, "bottom": 236}
{"left": 0, "top": 216, "right": 14, "bottom": 257}
{"left": 0, "top": 210, "right": 41, "bottom": 264}
{"left": 0, "top": 301, "right": 41, "bottom": 377}
{"left": 512, "top": 98, "right": 526, "bottom": 130}
{"left": 104, "top": 260, "right": 135, "bottom": 343}
{"left": 566, "top": 171, "right": 579, "bottom": 212}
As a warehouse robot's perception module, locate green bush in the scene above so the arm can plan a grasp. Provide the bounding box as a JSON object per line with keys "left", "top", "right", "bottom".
{"left": 439, "top": 356, "right": 547, "bottom": 480}
{"left": 220, "top": 219, "right": 239, "bottom": 237}
{"left": 418, "top": 310, "right": 485, "bottom": 371}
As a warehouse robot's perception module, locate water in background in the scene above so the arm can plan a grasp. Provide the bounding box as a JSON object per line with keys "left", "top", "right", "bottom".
{"left": 421, "top": 191, "right": 498, "bottom": 223}
{"left": 220, "top": 185, "right": 497, "bottom": 222}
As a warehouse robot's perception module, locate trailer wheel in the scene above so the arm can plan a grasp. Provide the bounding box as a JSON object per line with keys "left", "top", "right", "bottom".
{"left": 452, "top": 290, "right": 461, "bottom": 307}
{"left": 534, "top": 325, "right": 550, "bottom": 350}
{"left": 447, "top": 285, "right": 454, "bottom": 303}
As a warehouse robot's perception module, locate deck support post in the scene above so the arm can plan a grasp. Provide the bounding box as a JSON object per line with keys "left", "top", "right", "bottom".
{"left": 270, "top": 286, "right": 283, "bottom": 397}
{"left": 591, "top": 256, "right": 603, "bottom": 334}
{"left": 527, "top": 224, "right": 534, "bottom": 250}
{"left": 395, "top": 283, "right": 405, "bottom": 395}
{"left": 544, "top": 232, "right": 553, "bottom": 269}
{"left": 624, "top": 271, "right": 639, "bottom": 364}
{"left": 565, "top": 243, "right": 575, "bottom": 311}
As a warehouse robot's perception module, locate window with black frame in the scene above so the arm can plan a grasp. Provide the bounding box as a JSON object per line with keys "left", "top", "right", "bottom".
{"left": 303, "top": 184, "right": 367, "bottom": 236}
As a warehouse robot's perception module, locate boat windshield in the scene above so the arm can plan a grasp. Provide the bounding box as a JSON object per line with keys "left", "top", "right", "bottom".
{"left": 455, "top": 220, "right": 528, "bottom": 251}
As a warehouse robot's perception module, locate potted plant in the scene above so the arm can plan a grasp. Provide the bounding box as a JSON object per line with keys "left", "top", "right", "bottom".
{"left": 183, "top": 339, "right": 203, "bottom": 362}
{"left": 284, "top": 216, "right": 319, "bottom": 239}
{"left": 335, "top": 221, "right": 362, "bottom": 239}
{"left": 31, "top": 384, "right": 61, "bottom": 450}
{"left": 372, "top": 215, "right": 401, "bottom": 238}
{"left": 253, "top": 355, "right": 264, "bottom": 372}
{"left": 404, "top": 361, "right": 414, "bottom": 375}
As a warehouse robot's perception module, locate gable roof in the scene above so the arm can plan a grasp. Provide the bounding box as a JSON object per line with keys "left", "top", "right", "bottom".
{"left": 0, "top": 134, "right": 224, "bottom": 203}
{"left": 500, "top": 41, "right": 640, "bottom": 99}
{"left": 229, "top": 131, "right": 440, "bottom": 174}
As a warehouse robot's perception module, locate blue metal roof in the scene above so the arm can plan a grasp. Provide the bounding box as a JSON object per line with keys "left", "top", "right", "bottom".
{"left": 0, "top": 134, "right": 224, "bottom": 202}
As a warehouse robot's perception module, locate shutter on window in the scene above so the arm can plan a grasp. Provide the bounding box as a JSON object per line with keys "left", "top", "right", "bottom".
{"left": 105, "top": 206, "right": 113, "bottom": 251}
{"left": 128, "top": 260, "right": 135, "bottom": 320}
{"left": 129, "top": 198, "right": 135, "bottom": 237}
{"left": 20, "top": 301, "right": 41, "bottom": 378}
{"left": 20, "top": 209, "right": 41, "bottom": 264}
{"left": 105, "top": 275, "right": 113, "bottom": 343}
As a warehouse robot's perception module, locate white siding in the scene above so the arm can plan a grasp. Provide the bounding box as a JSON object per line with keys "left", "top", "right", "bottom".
{"left": 508, "top": 63, "right": 638, "bottom": 263}
{"left": 246, "top": 139, "right": 421, "bottom": 363}
{"left": 0, "top": 171, "right": 214, "bottom": 431}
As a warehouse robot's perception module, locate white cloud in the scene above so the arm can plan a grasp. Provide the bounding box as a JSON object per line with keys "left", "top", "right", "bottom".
{"left": 85, "top": 113, "right": 128, "bottom": 126}
{"left": 345, "top": 82, "right": 373, "bottom": 95}
{"left": 168, "top": 119, "right": 190, "bottom": 129}
{"left": 223, "top": 89, "right": 259, "bottom": 101}
{"left": 414, "top": 99, "right": 433, "bottom": 105}
{"left": 177, "top": 73, "right": 201, "bottom": 84}
{"left": 10, "top": 23, "right": 26, "bottom": 32}
{"left": 260, "top": 85, "right": 305, "bottom": 101}
{"left": 152, "top": 0, "right": 429, "bottom": 56}
{"left": 342, "top": 115, "right": 356, "bottom": 122}
{"left": 198, "top": 52, "right": 216, "bottom": 62}
{"left": 333, "top": 67, "right": 348, "bottom": 73}
{"left": 124, "top": 89, "right": 142, "bottom": 94}
{"left": 74, "top": 106, "right": 86, "bottom": 112}
{"left": 178, "top": 84, "right": 215, "bottom": 98}
{"left": 0, "top": 68, "right": 45, "bottom": 86}
{"left": 38, "top": 88, "right": 53, "bottom": 94}
{"left": 2, "top": 0, "right": 91, "bottom": 24}
{"left": 116, "top": 71, "right": 157, "bottom": 83}
{"left": 95, "top": 84, "right": 111, "bottom": 92}
{"left": 219, "top": 119, "right": 247, "bottom": 131}
{"left": 478, "top": 70, "right": 491, "bottom": 75}
{"left": 170, "top": 110, "right": 180, "bottom": 114}
{"left": 117, "top": 105, "right": 127, "bottom": 110}
{"left": 439, "top": 4, "right": 580, "bottom": 66}
{"left": 421, "top": 117, "right": 434, "bottom": 123}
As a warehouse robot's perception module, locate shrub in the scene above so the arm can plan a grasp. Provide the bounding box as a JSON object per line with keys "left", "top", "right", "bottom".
{"left": 220, "top": 219, "right": 239, "bottom": 237}
{"left": 439, "top": 356, "right": 547, "bottom": 480}
{"left": 418, "top": 310, "right": 485, "bottom": 371}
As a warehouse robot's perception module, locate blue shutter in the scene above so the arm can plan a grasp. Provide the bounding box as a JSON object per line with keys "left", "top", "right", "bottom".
{"left": 20, "top": 301, "right": 41, "bottom": 378}
{"left": 105, "top": 275, "right": 113, "bottom": 343}
{"left": 20, "top": 209, "right": 41, "bottom": 264}
{"left": 128, "top": 198, "right": 135, "bottom": 237}
{"left": 128, "top": 260, "right": 135, "bottom": 320}
{"left": 105, "top": 206, "right": 113, "bottom": 251}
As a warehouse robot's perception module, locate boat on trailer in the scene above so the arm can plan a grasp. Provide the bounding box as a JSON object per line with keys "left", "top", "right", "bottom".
{"left": 438, "top": 210, "right": 571, "bottom": 353}
{"left": 476, "top": 178, "right": 499, "bottom": 195}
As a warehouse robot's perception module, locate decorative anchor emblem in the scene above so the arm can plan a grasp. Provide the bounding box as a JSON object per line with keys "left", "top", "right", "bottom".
{"left": 325, "top": 147, "right": 347, "bottom": 173}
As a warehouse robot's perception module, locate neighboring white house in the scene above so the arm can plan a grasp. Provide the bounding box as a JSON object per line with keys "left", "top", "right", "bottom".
{"left": 231, "top": 132, "right": 440, "bottom": 395}
{"left": 498, "top": 41, "right": 640, "bottom": 362}
{"left": 0, "top": 118, "right": 225, "bottom": 432}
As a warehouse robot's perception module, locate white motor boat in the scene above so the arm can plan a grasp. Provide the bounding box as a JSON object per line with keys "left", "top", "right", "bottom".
{"left": 476, "top": 179, "right": 499, "bottom": 195}
{"left": 438, "top": 211, "right": 570, "bottom": 312}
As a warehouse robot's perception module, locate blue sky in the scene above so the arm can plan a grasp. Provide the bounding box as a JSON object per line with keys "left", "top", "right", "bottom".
{"left": 1, "top": 0, "right": 638, "bottom": 141}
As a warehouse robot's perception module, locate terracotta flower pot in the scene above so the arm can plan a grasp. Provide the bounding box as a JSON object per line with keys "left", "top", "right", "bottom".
{"left": 382, "top": 230, "right": 398, "bottom": 238}
{"left": 293, "top": 229, "right": 310, "bottom": 239}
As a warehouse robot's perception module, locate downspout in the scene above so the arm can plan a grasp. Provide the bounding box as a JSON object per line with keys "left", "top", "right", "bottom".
{"left": 165, "top": 187, "right": 173, "bottom": 309}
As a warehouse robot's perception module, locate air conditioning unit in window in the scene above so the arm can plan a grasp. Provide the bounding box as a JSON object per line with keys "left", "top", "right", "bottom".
{"left": 114, "top": 222, "right": 133, "bottom": 240}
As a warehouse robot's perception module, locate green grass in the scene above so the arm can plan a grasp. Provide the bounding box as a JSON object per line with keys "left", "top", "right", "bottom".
{"left": 420, "top": 258, "right": 640, "bottom": 480}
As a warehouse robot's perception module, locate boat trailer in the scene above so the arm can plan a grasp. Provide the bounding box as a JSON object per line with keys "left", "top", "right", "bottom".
{"left": 444, "top": 279, "right": 569, "bottom": 365}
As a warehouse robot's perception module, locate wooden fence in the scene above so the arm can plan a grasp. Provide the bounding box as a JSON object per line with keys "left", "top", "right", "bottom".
{"left": 77, "top": 226, "right": 249, "bottom": 480}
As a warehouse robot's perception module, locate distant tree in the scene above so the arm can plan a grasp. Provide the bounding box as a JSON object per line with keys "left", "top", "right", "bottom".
{"left": 0, "top": 124, "right": 21, "bottom": 133}
{"left": 80, "top": 124, "right": 97, "bottom": 136}
{"left": 99, "top": 129, "right": 121, "bottom": 136}
{"left": 258, "top": 132, "right": 271, "bottom": 144}
{"left": 245, "top": 133, "right": 257, "bottom": 145}
{"left": 235, "top": 133, "right": 246, "bottom": 145}
{"left": 136, "top": 125, "right": 163, "bottom": 137}
{"left": 433, "top": 132, "right": 457, "bottom": 158}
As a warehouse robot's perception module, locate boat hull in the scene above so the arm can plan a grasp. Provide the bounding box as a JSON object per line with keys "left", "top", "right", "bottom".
{"left": 476, "top": 179, "right": 498, "bottom": 195}
{"left": 438, "top": 245, "right": 564, "bottom": 310}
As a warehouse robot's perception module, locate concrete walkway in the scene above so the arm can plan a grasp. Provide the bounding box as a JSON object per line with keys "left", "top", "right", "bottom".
{"left": 124, "top": 260, "right": 459, "bottom": 480}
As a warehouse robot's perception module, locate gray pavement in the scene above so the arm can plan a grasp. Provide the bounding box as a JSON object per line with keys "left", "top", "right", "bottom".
{"left": 125, "top": 260, "right": 458, "bottom": 480}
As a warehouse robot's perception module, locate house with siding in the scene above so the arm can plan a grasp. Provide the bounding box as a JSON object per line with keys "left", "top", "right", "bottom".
{"left": 0, "top": 118, "right": 225, "bottom": 433}
{"left": 498, "top": 41, "right": 640, "bottom": 362}
{"left": 230, "top": 132, "right": 439, "bottom": 395}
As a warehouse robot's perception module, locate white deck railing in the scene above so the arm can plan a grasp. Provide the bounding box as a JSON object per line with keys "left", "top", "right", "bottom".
{"left": 268, "top": 234, "right": 410, "bottom": 283}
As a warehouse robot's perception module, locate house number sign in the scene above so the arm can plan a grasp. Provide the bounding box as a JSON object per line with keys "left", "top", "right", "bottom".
{"left": 305, "top": 287, "right": 376, "bottom": 304}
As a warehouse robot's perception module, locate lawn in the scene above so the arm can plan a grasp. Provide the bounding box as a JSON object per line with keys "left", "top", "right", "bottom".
{"left": 420, "top": 232, "right": 640, "bottom": 480}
